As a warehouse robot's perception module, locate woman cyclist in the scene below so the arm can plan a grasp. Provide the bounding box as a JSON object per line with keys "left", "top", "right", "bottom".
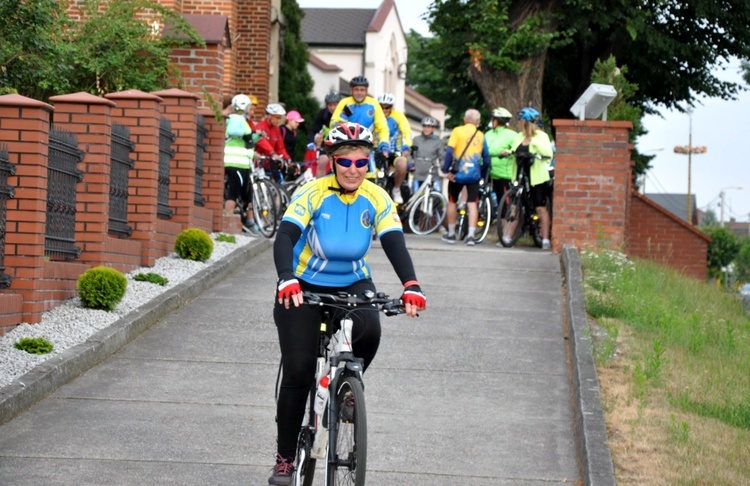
{"left": 507, "top": 107, "right": 554, "bottom": 249}
{"left": 269, "top": 122, "right": 427, "bottom": 484}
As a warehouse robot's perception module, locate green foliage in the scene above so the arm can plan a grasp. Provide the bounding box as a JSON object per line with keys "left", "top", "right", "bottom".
{"left": 589, "top": 56, "right": 650, "bottom": 177}
{"left": 77, "top": 266, "right": 128, "bottom": 311}
{"left": 279, "top": 0, "right": 320, "bottom": 160}
{"left": 0, "top": 0, "right": 202, "bottom": 101}
{"left": 0, "top": 0, "right": 76, "bottom": 100}
{"left": 581, "top": 249, "right": 750, "bottom": 433}
{"left": 214, "top": 234, "right": 236, "bottom": 243}
{"left": 700, "top": 226, "right": 740, "bottom": 279}
{"left": 700, "top": 209, "right": 719, "bottom": 227}
{"left": 734, "top": 238, "right": 750, "bottom": 284}
{"left": 133, "top": 272, "right": 169, "bottom": 286}
{"left": 14, "top": 336, "right": 54, "bottom": 355}
{"left": 406, "top": 30, "right": 485, "bottom": 129}
{"left": 174, "top": 228, "right": 214, "bottom": 262}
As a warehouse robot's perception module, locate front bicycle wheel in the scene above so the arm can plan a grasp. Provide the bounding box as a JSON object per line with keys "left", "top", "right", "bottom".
{"left": 326, "top": 376, "right": 366, "bottom": 486}
{"left": 407, "top": 191, "right": 447, "bottom": 235}
{"left": 253, "top": 180, "right": 277, "bottom": 238}
{"left": 497, "top": 188, "right": 524, "bottom": 247}
{"left": 474, "top": 195, "right": 492, "bottom": 243}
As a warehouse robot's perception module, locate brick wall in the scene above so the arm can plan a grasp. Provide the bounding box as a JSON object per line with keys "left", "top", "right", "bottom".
{"left": 0, "top": 91, "right": 237, "bottom": 334}
{"left": 627, "top": 193, "right": 709, "bottom": 280}
{"left": 552, "top": 119, "right": 633, "bottom": 250}
{"left": 552, "top": 118, "right": 710, "bottom": 280}
{"left": 236, "top": 1, "right": 272, "bottom": 107}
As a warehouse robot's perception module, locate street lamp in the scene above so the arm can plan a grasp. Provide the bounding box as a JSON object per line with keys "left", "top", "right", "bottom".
{"left": 673, "top": 108, "right": 707, "bottom": 223}
{"left": 720, "top": 186, "right": 743, "bottom": 226}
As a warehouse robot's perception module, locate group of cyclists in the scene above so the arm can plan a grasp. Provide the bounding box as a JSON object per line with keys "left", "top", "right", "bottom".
{"left": 222, "top": 76, "right": 554, "bottom": 484}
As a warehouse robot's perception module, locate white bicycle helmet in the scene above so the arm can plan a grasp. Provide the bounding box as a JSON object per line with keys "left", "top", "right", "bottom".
{"left": 377, "top": 93, "right": 395, "bottom": 105}
{"left": 421, "top": 116, "right": 438, "bottom": 127}
{"left": 231, "top": 94, "right": 252, "bottom": 112}
{"left": 265, "top": 103, "right": 287, "bottom": 116}
{"left": 324, "top": 122, "right": 374, "bottom": 153}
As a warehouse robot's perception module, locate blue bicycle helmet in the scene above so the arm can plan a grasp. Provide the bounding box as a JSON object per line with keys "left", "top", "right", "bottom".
{"left": 518, "top": 107, "right": 540, "bottom": 122}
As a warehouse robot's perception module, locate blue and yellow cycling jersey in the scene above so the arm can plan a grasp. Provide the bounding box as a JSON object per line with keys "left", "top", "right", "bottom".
{"left": 281, "top": 174, "right": 403, "bottom": 286}
{"left": 330, "top": 95, "right": 390, "bottom": 151}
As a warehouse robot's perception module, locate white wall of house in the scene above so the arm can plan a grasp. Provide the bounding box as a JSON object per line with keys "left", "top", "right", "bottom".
{"left": 308, "top": 63, "right": 342, "bottom": 105}
{"left": 364, "top": 9, "right": 407, "bottom": 110}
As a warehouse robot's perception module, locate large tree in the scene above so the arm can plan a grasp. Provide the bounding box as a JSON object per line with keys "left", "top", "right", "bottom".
{"left": 279, "top": 0, "right": 319, "bottom": 160}
{"left": 425, "top": 0, "right": 750, "bottom": 121}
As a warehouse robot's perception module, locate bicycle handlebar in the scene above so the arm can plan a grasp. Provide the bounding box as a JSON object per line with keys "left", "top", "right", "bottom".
{"left": 302, "top": 290, "right": 405, "bottom": 316}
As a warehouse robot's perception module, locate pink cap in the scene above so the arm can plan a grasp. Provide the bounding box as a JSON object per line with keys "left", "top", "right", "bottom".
{"left": 286, "top": 110, "right": 305, "bottom": 122}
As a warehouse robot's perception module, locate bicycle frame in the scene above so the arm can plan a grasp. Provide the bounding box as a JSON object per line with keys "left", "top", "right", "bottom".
{"left": 291, "top": 291, "right": 403, "bottom": 486}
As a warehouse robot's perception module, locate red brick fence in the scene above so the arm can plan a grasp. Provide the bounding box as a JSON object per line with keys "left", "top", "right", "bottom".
{"left": 0, "top": 89, "right": 238, "bottom": 333}
{"left": 0, "top": 105, "right": 711, "bottom": 334}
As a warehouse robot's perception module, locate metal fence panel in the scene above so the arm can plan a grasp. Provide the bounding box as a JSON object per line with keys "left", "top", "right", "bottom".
{"left": 194, "top": 114, "right": 207, "bottom": 207}
{"left": 109, "top": 123, "right": 135, "bottom": 237}
{"left": 158, "top": 118, "right": 175, "bottom": 219}
{"left": 46, "top": 128, "right": 83, "bottom": 260}
{"left": 0, "top": 144, "right": 15, "bottom": 288}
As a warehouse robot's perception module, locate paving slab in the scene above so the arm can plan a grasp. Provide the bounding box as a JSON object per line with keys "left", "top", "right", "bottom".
{"left": 0, "top": 233, "right": 610, "bottom": 485}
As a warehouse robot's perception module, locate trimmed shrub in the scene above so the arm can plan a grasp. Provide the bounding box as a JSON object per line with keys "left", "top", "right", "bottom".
{"left": 174, "top": 228, "right": 214, "bottom": 262}
{"left": 133, "top": 272, "right": 169, "bottom": 286}
{"left": 14, "top": 336, "right": 54, "bottom": 355}
{"left": 77, "top": 266, "right": 127, "bottom": 311}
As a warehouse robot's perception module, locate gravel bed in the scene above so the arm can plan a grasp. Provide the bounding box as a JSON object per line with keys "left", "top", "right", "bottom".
{"left": 0, "top": 233, "right": 255, "bottom": 389}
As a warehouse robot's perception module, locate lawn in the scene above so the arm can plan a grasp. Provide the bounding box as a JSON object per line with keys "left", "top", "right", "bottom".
{"left": 581, "top": 249, "right": 750, "bottom": 485}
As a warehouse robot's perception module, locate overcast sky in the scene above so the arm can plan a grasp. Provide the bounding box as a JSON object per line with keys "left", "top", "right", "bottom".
{"left": 297, "top": 0, "right": 750, "bottom": 222}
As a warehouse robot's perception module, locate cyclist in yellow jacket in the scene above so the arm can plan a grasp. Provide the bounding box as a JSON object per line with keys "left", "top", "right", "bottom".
{"left": 376, "top": 92, "right": 412, "bottom": 203}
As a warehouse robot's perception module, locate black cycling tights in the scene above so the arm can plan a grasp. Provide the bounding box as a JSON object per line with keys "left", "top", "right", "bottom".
{"left": 274, "top": 279, "right": 382, "bottom": 458}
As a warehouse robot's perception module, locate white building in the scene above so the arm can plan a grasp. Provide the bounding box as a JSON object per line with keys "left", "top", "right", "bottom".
{"left": 301, "top": 0, "right": 446, "bottom": 133}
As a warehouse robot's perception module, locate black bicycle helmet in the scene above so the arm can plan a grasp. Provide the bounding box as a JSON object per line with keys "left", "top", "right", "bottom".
{"left": 324, "top": 122, "right": 374, "bottom": 154}
{"left": 349, "top": 76, "right": 369, "bottom": 87}
{"left": 324, "top": 91, "right": 342, "bottom": 104}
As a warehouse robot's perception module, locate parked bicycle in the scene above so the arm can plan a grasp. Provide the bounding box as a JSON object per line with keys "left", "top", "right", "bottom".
{"left": 403, "top": 158, "right": 447, "bottom": 235}
{"left": 497, "top": 152, "right": 552, "bottom": 248}
{"left": 281, "top": 290, "right": 404, "bottom": 486}
{"left": 456, "top": 171, "right": 494, "bottom": 244}
{"left": 249, "top": 156, "right": 279, "bottom": 238}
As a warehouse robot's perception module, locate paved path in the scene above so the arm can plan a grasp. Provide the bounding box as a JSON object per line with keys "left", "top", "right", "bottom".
{"left": 0, "top": 234, "right": 582, "bottom": 485}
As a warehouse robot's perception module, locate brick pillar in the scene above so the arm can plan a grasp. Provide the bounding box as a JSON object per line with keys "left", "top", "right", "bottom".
{"left": 49, "top": 92, "right": 116, "bottom": 265}
{"left": 551, "top": 119, "right": 633, "bottom": 251}
{"left": 151, "top": 88, "right": 208, "bottom": 231}
{"left": 105, "top": 90, "right": 163, "bottom": 266}
{"left": 0, "top": 94, "right": 53, "bottom": 324}
{"left": 237, "top": 0, "right": 272, "bottom": 107}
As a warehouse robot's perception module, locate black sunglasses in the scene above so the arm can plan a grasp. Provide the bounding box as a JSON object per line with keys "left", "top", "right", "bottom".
{"left": 381, "top": 105, "right": 393, "bottom": 110}
{"left": 334, "top": 157, "right": 369, "bottom": 168}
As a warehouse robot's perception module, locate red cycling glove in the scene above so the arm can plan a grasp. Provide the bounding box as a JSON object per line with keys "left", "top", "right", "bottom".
{"left": 401, "top": 281, "right": 426, "bottom": 310}
{"left": 277, "top": 277, "right": 302, "bottom": 302}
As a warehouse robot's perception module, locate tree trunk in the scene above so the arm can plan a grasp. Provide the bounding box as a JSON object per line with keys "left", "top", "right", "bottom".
{"left": 468, "top": 0, "right": 559, "bottom": 121}
{"left": 469, "top": 51, "right": 547, "bottom": 122}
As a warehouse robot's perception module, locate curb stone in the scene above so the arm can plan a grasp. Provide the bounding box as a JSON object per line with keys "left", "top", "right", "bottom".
{"left": 0, "top": 238, "right": 272, "bottom": 427}
{"left": 561, "top": 244, "right": 616, "bottom": 486}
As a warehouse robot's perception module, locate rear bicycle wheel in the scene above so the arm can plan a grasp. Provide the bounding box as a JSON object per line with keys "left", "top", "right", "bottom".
{"left": 497, "top": 188, "right": 524, "bottom": 247}
{"left": 326, "top": 376, "right": 366, "bottom": 486}
{"left": 474, "top": 195, "right": 492, "bottom": 243}
{"left": 253, "top": 180, "right": 277, "bottom": 238}
{"left": 407, "top": 191, "right": 446, "bottom": 235}
{"left": 456, "top": 205, "right": 468, "bottom": 241}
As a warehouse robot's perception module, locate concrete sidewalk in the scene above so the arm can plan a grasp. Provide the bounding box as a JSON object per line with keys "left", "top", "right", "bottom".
{"left": 0, "top": 234, "right": 614, "bottom": 485}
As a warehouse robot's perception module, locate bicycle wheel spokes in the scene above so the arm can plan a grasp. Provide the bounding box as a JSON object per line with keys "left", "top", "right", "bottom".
{"left": 497, "top": 188, "right": 524, "bottom": 247}
{"left": 407, "top": 191, "right": 446, "bottom": 235}
{"left": 253, "top": 180, "right": 277, "bottom": 238}
{"left": 475, "top": 195, "right": 492, "bottom": 243}
{"left": 327, "top": 376, "right": 366, "bottom": 486}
